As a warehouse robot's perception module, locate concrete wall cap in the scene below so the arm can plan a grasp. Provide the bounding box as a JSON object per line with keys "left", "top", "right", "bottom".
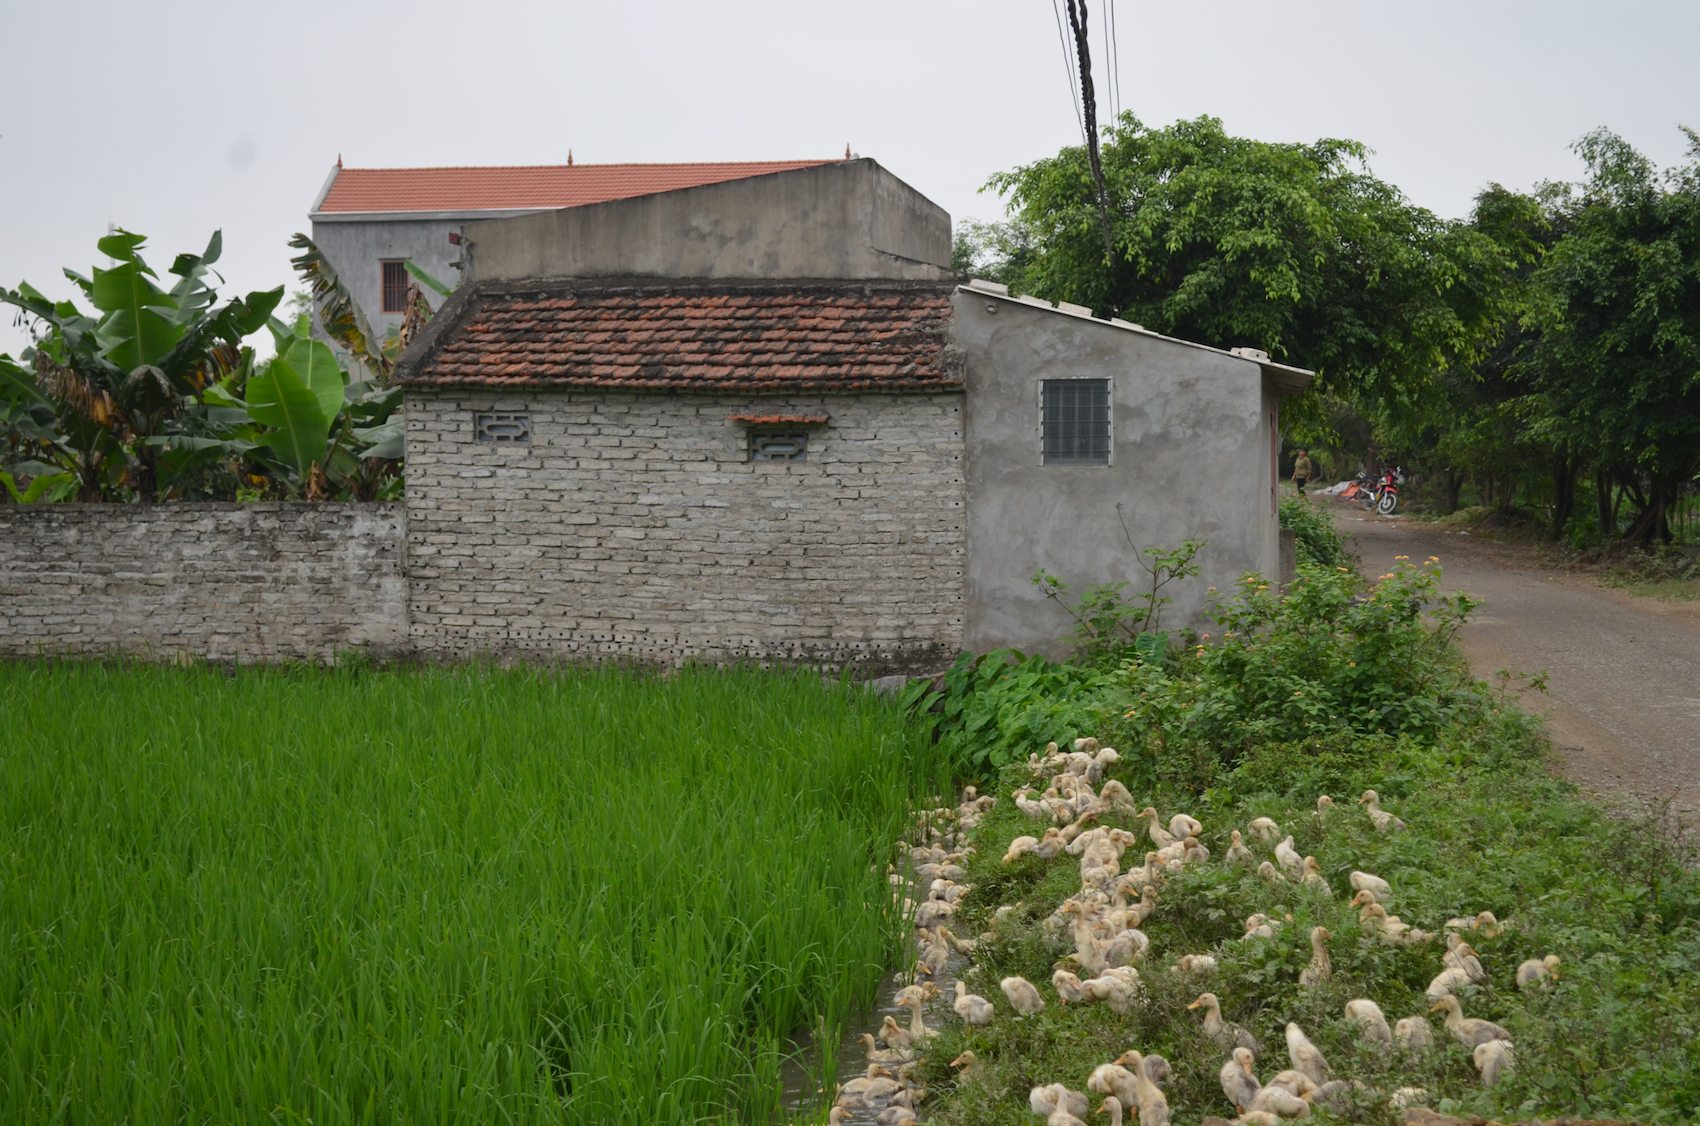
{"left": 964, "top": 278, "right": 1008, "bottom": 295}
{"left": 1056, "top": 300, "right": 1093, "bottom": 316}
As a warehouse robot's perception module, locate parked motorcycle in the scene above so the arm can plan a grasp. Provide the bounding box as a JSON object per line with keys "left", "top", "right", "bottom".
{"left": 1340, "top": 467, "right": 1402, "bottom": 514}
{"left": 1369, "top": 467, "right": 1402, "bottom": 515}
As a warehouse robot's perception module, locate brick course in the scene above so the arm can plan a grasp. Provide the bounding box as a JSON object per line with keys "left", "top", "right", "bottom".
{"left": 405, "top": 389, "right": 966, "bottom": 671}
{"left": 0, "top": 504, "right": 407, "bottom": 662}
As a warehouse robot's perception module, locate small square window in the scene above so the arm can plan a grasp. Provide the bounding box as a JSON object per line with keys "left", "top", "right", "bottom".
{"left": 749, "top": 432, "right": 807, "bottom": 461}
{"left": 381, "top": 260, "right": 409, "bottom": 315}
{"left": 1041, "top": 379, "right": 1111, "bottom": 466}
{"left": 475, "top": 413, "right": 531, "bottom": 442}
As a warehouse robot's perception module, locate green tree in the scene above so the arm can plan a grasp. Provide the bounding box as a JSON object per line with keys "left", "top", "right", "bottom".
{"left": 1523, "top": 128, "right": 1700, "bottom": 545}
{"left": 981, "top": 114, "right": 1517, "bottom": 435}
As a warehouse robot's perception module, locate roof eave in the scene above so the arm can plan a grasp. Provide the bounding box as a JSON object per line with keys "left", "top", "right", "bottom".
{"left": 1258, "top": 362, "right": 1314, "bottom": 396}
{"left": 957, "top": 281, "right": 1317, "bottom": 395}
{"left": 309, "top": 207, "right": 552, "bottom": 224}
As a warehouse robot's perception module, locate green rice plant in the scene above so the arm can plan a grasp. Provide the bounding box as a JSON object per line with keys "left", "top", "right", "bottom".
{"left": 0, "top": 661, "right": 947, "bottom": 1125}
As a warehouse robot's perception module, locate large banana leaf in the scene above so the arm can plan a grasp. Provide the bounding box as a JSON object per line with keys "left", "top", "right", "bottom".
{"left": 245, "top": 356, "right": 330, "bottom": 473}
{"left": 354, "top": 417, "right": 405, "bottom": 459}
{"left": 0, "top": 470, "right": 76, "bottom": 503}
{"left": 88, "top": 231, "right": 183, "bottom": 371}
{"left": 282, "top": 337, "right": 347, "bottom": 422}
{"left": 404, "top": 260, "right": 456, "bottom": 299}
{"left": 165, "top": 231, "right": 224, "bottom": 325}
{"left": 0, "top": 354, "right": 47, "bottom": 404}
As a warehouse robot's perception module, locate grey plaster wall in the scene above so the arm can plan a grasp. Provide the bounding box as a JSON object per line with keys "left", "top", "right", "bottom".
{"left": 0, "top": 504, "right": 408, "bottom": 662}
{"left": 402, "top": 389, "right": 966, "bottom": 672}
{"left": 951, "top": 293, "right": 1283, "bottom": 657}
{"left": 307, "top": 217, "right": 470, "bottom": 353}
{"left": 461, "top": 160, "right": 953, "bottom": 283}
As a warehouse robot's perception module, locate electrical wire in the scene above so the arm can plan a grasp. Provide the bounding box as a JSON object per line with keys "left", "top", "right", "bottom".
{"left": 1108, "top": 0, "right": 1122, "bottom": 120}
{"left": 1051, "top": 0, "right": 1086, "bottom": 144}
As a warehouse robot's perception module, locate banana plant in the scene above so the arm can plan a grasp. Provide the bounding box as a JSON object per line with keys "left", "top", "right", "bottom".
{"left": 0, "top": 229, "right": 282, "bottom": 500}
{"left": 196, "top": 315, "right": 404, "bottom": 500}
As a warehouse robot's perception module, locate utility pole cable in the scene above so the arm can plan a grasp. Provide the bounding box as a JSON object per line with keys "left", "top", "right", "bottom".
{"left": 1064, "top": 0, "right": 1117, "bottom": 267}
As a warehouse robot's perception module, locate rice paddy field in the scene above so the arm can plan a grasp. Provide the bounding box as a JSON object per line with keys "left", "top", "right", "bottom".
{"left": 0, "top": 661, "right": 947, "bottom": 1125}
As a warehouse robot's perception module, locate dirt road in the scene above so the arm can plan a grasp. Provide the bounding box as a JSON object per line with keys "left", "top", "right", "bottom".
{"left": 1334, "top": 502, "right": 1700, "bottom": 818}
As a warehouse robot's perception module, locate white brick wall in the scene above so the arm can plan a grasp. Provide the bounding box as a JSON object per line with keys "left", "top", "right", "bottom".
{"left": 0, "top": 504, "right": 407, "bottom": 662}
{"left": 404, "top": 390, "right": 967, "bottom": 671}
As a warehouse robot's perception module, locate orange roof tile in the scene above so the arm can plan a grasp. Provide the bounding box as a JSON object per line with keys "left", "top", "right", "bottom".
{"left": 398, "top": 282, "right": 959, "bottom": 393}
{"left": 316, "top": 160, "right": 840, "bottom": 214}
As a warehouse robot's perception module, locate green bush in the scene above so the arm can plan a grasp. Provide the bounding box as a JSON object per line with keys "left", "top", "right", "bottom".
{"left": 902, "top": 650, "right": 1126, "bottom": 778}
{"left": 1117, "top": 559, "right": 1479, "bottom": 777}
{"left": 1280, "top": 495, "right": 1350, "bottom": 568}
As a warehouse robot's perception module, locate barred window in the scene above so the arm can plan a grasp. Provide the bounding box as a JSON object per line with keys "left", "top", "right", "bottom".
{"left": 1041, "top": 379, "right": 1111, "bottom": 466}
{"left": 381, "top": 260, "right": 409, "bottom": 314}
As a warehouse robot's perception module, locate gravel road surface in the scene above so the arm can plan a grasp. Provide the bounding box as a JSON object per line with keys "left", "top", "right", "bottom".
{"left": 1334, "top": 502, "right": 1700, "bottom": 819}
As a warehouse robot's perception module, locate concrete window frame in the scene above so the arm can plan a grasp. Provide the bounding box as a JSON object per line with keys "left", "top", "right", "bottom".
{"left": 1038, "top": 377, "right": 1113, "bottom": 467}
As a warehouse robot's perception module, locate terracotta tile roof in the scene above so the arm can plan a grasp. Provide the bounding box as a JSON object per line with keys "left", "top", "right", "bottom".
{"left": 728, "top": 414, "right": 830, "bottom": 425}
{"left": 316, "top": 160, "right": 839, "bottom": 214}
{"left": 399, "top": 283, "right": 959, "bottom": 392}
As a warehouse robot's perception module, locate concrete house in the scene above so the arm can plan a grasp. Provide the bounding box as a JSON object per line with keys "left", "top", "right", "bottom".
{"left": 308, "top": 157, "right": 843, "bottom": 341}
{"left": 393, "top": 158, "right": 1312, "bottom": 671}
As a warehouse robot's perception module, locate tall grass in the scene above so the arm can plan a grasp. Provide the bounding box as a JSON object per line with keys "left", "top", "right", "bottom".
{"left": 0, "top": 661, "right": 945, "bottom": 1125}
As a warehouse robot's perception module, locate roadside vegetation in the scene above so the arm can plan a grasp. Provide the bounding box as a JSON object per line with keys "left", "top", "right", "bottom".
{"left": 898, "top": 508, "right": 1700, "bottom": 1124}
{"left": 957, "top": 118, "right": 1700, "bottom": 552}
{"left": 0, "top": 662, "right": 945, "bottom": 1125}
{"left": 1408, "top": 502, "right": 1700, "bottom": 604}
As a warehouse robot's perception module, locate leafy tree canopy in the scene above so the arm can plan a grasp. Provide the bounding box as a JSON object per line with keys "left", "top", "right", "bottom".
{"left": 969, "top": 114, "right": 1520, "bottom": 432}
{"left": 1522, "top": 128, "right": 1700, "bottom": 539}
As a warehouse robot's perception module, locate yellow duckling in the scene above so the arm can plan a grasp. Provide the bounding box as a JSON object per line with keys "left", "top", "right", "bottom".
{"left": 1357, "top": 790, "right": 1407, "bottom": 832}
{"left": 1516, "top": 954, "right": 1560, "bottom": 990}
{"left": 1430, "top": 994, "right": 1512, "bottom": 1047}
{"left": 1299, "top": 927, "right": 1332, "bottom": 987}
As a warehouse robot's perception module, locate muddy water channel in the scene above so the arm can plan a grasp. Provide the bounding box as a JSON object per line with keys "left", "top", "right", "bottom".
{"left": 780, "top": 944, "right": 971, "bottom": 1123}
{"left": 782, "top": 792, "right": 990, "bottom": 1123}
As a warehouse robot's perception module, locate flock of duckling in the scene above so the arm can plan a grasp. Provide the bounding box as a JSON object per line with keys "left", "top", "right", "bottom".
{"left": 835, "top": 739, "right": 1563, "bottom": 1126}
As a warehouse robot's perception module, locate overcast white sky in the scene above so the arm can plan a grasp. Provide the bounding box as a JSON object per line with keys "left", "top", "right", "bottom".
{"left": 3, "top": 0, "right": 1696, "bottom": 356}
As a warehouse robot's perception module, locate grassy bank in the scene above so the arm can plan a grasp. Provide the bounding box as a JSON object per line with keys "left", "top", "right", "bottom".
{"left": 902, "top": 521, "right": 1700, "bottom": 1123}
{"left": 0, "top": 662, "right": 945, "bottom": 1125}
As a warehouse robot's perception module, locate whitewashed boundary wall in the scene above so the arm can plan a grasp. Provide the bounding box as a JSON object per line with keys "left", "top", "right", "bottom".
{"left": 0, "top": 504, "right": 408, "bottom": 663}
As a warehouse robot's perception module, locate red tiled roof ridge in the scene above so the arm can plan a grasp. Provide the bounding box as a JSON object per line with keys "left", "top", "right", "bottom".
{"left": 331, "top": 159, "right": 838, "bottom": 173}
{"left": 316, "top": 159, "right": 843, "bottom": 214}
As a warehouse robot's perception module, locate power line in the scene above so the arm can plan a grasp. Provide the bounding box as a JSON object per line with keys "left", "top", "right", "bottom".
{"left": 1050, "top": 0, "right": 1086, "bottom": 144}
{"left": 1108, "top": 0, "right": 1122, "bottom": 120}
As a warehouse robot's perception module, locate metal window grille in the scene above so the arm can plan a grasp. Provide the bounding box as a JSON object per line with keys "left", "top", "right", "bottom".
{"left": 749, "top": 432, "right": 807, "bottom": 461}
{"left": 474, "top": 413, "right": 531, "bottom": 442}
{"left": 381, "top": 260, "right": 409, "bottom": 314}
{"left": 1041, "top": 379, "right": 1111, "bottom": 465}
